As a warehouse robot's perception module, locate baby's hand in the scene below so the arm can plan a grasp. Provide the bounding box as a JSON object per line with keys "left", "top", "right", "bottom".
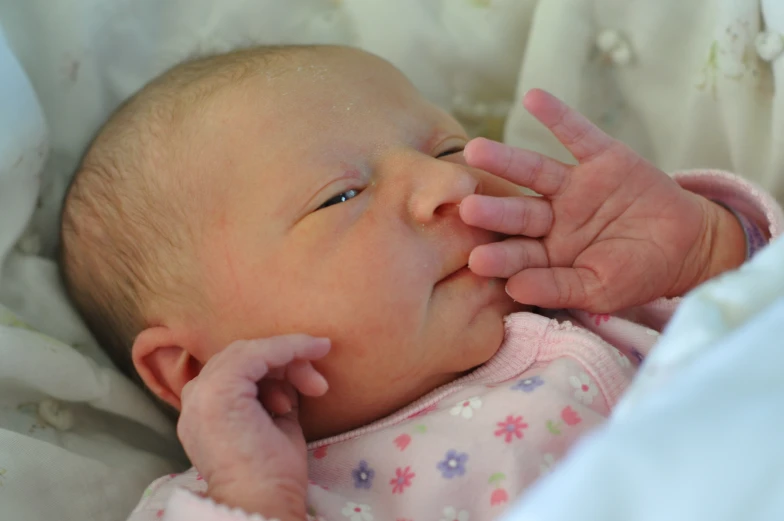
{"left": 176, "top": 335, "right": 330, "bottom": 521}
{"left": 460, "top": 89, "right": 745, "bottom": 313}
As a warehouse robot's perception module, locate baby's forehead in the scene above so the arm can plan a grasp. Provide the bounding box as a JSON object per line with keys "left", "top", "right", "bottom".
{"left": 179, "top": 47, "right": 459, "bottom": 201}
{"left": 192, "top": 53, "right": 438, "bottom": 152}
{"left": 215, "top": 48, "right": 421, "bottom": 113}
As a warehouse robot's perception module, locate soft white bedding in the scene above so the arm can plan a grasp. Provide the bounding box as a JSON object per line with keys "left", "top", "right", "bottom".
{"left": 1, "top": 1, "right": 784, "bottom": 520}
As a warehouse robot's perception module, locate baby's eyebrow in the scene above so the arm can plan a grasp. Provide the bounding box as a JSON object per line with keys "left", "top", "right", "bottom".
{"left": 421, "top": 127, "right": 447, "bottom": 152}
{"left": 419, "top": 122, "right": 466, "bottom": 153}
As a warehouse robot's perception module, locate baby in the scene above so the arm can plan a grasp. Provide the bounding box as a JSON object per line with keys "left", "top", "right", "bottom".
{"left": 59, "top": 45, "right": 781, "bottom": 521}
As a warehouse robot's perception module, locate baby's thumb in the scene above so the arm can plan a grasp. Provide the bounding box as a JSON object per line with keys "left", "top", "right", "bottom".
{"left": 274, "top": 383, "right": 307, "bottom": 445}
{"left": 507, "top": 267, "right": 593, "bottom": 310}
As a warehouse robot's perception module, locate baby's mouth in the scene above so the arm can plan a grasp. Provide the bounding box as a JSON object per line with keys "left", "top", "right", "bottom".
{"left": 436, "top": 264, "right": 471, "bottom": 285}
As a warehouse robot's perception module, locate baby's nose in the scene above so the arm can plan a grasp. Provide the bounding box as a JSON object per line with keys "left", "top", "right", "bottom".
{"left": 409, "top": 164, "right": 479, "bottom": 224}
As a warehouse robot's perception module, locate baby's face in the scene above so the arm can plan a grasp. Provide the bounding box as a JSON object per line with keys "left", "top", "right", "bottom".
{"left": 189, "top": 49, "right": 522, "bottom": 439}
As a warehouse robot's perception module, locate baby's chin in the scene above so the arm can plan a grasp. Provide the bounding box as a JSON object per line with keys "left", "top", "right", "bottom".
{"left": 301, "top": 303, "right": 530, "bottom": 441}
{"left": 454, "top": 300, "right": 521, "bottom": 367}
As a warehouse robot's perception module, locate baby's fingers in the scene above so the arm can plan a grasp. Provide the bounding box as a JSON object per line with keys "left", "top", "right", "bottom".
{"left": 204, "top": 335, "right": 331, "bottom": 387}
{"left": 286, "top": 360, "right": 329, "bottom": 397}
{"left": 522, "top": 89, "right": 614, "bottom": 162}
{"left": 506, "top": 267, "right": 602, "bottom": 309}
{"left": 258, "top": 379, "right": 294, "bottom": 415}
{"left": 460, "top": 194, "right": 553, "bottom": 237}
{"left": 469, "top": 237, "right": 548, "bottom": 279}
{"left": 257, "top": 361, "right": 327, "bottom": 416}
{"left": 464, "top": 138, "right": 570, "bottom": 196}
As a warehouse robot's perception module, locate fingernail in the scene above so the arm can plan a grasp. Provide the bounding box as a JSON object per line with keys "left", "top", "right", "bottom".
{"left": 314, "top": 372, "right": 329, "bottom": 394}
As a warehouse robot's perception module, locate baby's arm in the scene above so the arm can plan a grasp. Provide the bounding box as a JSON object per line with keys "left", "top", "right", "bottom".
{"left": 674, "top": 168, "right": 782, "bottom": 259}
{"left": 618, "top": 169, "right": 783, "bottom": 329}
{"left": 126, "top": 335, "right": 332, "bottom": 521}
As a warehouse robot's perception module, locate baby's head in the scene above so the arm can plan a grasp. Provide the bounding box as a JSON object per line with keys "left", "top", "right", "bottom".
{"left": 60, "top": 45, "right": 521, "bottom": 439}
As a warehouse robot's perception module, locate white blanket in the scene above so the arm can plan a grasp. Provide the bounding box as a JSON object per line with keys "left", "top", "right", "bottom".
{"left": 1, "top": 1, "right": 784, "bottom": 520}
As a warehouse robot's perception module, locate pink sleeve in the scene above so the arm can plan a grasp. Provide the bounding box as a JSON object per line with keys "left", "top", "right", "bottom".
{"left": 674, "top": 169, "right": 784, "bottom": 238}
{"left": 161, "top": 489, "right": 278, "bottom": 521}
{"left": 126, "top": 471, "right": 320, "bottom": 521}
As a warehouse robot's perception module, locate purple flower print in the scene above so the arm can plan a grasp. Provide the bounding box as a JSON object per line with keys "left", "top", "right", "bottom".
{"left": 352, "top": 460, "right": 375, "bottom": 489}
{"left": 437, "top": 450, "right": 468, "bottom": 479}
{"left": 512, "top": 376, "right": 544, "bottom": 393}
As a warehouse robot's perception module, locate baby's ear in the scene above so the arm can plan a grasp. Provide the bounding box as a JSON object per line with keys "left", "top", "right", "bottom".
{"left": 132, "top": 326, "right": 203, "bottom": 410}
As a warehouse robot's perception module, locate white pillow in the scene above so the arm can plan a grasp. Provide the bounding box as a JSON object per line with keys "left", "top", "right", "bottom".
{"left": 0, "top": 25, "right": 184, "bottom": 521}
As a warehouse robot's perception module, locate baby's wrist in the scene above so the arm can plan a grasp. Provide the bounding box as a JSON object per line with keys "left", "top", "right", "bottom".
{"left": 668, "top": 196, "right": 746, "bottom": 297}
{"left": 711, "top": 200, "right": 769, "bottom": 260}
{"left": 694, "top": 198, "right": 748, "bottom": 289}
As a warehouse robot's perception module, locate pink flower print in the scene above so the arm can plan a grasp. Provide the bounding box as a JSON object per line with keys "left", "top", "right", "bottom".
{"left": 394, "top": 433, "right": 411, "bottom": 451}
{"left": 450, "top": 396, "right": 482, "bottom": 419}
{"left": 313, "top": 445, "right": 328, "bottom": 459}
{"left": 342, "top": 502, "right": 373, "bottom": 521}
{"left": 490, "top": 488, "right": 508, "bottom": 506}
{"left": 494, "top": 415, "right": 528, "bottom": 443}
{"left": 547, "top": 408, "right": 581, "bottom": 435}
{"left": 569, "top": 373, "right": 598, "bottom": 404}
{"left": 156, "top": 510, "right": 165, "bottom": 518}
{"left": 561, "top": 406, "right": 582, "bottom": 426}
{"left": 587, "top": 313, "right": 610, "bottom": 326}
{"left": 390, "top": 466, "right": 415, "bottom": 494}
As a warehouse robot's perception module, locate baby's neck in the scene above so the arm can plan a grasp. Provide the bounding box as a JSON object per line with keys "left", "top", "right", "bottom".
{"left": 301, "top": 369, "right": 467, "bottom": 442}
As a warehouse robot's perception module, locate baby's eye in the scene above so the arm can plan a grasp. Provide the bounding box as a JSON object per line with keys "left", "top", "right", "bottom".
{"left": 318, "top": 189, "right": 361, "bottom": 210}
{"left": 436, "top": 146, "right": 465, "bottom": 158}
